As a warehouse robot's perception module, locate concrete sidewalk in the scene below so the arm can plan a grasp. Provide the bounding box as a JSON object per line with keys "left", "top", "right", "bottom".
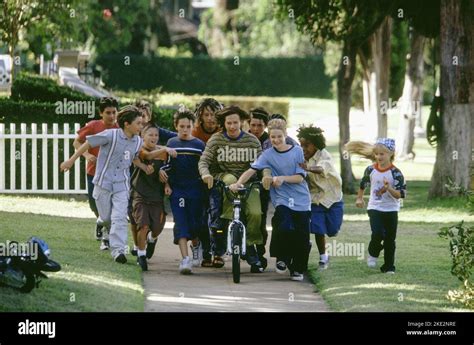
{"left": 143, "top": 224, "right": 329, "bottom": 312}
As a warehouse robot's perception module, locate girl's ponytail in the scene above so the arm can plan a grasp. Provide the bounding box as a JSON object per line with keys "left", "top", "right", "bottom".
{"left": 345, "top": 141, "right": 376, "bottom": 161}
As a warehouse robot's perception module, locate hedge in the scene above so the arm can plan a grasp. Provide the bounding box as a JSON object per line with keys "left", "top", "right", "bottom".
{"left": 11, "top": 73, "right": 96, "bottom": 103}
{"left": 97, "top": 55, "right": 332, "bottom": 98}
{"left": 3, "top": 73, "right": 176, "bottom": 129}
{"left": 0, "top": 98, "right": 177, "bottom": 130}
{"left": 115, "top": 91, "right": 290, "bottom": 120}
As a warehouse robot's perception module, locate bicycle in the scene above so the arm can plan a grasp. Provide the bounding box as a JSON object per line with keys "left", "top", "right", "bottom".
{"left": 214, "top": 179, "right": 261, "bottom": 283}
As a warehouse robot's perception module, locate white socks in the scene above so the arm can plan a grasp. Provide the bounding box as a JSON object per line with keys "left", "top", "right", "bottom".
{"left": 147, "top": 232, "right": 157, "bottom": 243}
{"left": 320, "top": 254, "right": 329, "bottom": 262}
{"left": 137, "top": 249, "right": 146, "bottom": 257}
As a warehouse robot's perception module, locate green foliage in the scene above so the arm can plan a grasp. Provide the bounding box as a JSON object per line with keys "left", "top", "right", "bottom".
{"left": 114, "top": 91, "right": 289, "bottom": 129}
{"left": 11, "top": 73, "right": 96, "bottom": 103}
{"left": 395, "top": 0, "right": 440, "bottom": 38}
{"left": 389, "top": 19, "right": 409, "bottom": 101}
{"left": 0, "top": 0, "right": 76, "bottom": 51}
{"left": 0, "top": 98, "right": 86, "bottom": 125}
{"left": 87, "top": 1, "right": 152, "bottom": 56}
{"left": 438, "top": 180, "right": 474, "bottom": 309}
{"left": 422, "top": 39, "right": 440, "bottom": 105}
{"left": 97, "top": 55, "right": 331, "bottom": 98}
{"left": 321, "top": 41, "right": 342, "bottom": 100}
{"left": 0, "top": 97, "right": 175, "bottom": 130}
{"left": 198, "top": 0, "right": 317, "bottom": 57}
{"left": 4, "top": 73, "right": 176, "bottom": 129}
{"left": 5, "top": 72, "right": 96, "bottom": 125}
{"left": 275, "top": 0, "right": 395, "bottom": 47}
{"left": 22, "top": 0, "right": 89, "bottom": 60}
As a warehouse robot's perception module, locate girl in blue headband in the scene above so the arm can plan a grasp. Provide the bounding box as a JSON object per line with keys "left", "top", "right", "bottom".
{"left": 346, "top": 139, "right": 406, "bottom": 274}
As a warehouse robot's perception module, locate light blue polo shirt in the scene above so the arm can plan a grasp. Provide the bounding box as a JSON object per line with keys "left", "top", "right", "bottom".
{"left": 87, "top": 128, "right": 143, "bottom": 193}
{"left": 251, "top": 145, "right": 311, "bottom": 212}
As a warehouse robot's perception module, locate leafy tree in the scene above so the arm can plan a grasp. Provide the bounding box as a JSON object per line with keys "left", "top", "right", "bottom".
{"left": 428, "top": 0, "right": 473, "bottom": 197}
{"left": 198, "top": 0, "right": 317, "bottom": 58}
{"left": 0, "top": 0, "right": 75, "bottom": 79}
{"left": 87, "top": 0, "right": 152, "bottom": 56}
{"left": 275, "top": 0, "right": 395, "bottom": 193}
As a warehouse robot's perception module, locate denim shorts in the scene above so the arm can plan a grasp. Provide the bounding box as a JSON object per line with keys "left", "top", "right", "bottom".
{"left": 310, "top": 201, "right": 344, "bottom": 237}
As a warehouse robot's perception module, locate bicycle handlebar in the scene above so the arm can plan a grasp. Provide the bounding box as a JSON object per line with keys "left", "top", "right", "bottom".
{"left": 214, "top": 179, "right": 261, "bottom": 202}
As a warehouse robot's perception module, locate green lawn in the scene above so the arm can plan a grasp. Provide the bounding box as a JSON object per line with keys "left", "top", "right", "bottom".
{"left": 0, "top": 211, "right": 144, "bottom": 312}
{"left": 308, "top": 180, "right": 473, "bottom": 312}
{"left": 287, "top": 97, "right": 437, "bottom": 181}
{"left": 289, "top": 95, "right": 473, "bottom": 312}
{"left": 1, "top": 95, "right": 471, "bottom": 312}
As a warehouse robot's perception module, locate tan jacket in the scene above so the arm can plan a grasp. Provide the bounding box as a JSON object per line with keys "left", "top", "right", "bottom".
{"left": 306, "top": 149, "right": 343, "bottom": 208}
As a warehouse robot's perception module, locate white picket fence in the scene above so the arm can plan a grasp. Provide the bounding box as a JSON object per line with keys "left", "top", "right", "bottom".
{"left": 0, "top": 123, "right": 87, "bottom": 194}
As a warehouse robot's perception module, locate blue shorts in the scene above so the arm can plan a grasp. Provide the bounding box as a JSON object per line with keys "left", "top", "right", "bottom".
{"left": 310, "top": 201, "right": 344, "bottom": 237}
{"left": 170, "top": 195, "right": 203, "bottom": 245}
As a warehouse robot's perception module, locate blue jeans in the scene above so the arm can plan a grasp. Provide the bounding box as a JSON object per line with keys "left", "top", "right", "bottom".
{"left": 270, "top": 205, "right": 311, "bottom": 273}
{"left": 367, "top": 210, "right": 398, "bottom": 272}
{"left": 87, "top": 174, "right": 99, "bottom": 217}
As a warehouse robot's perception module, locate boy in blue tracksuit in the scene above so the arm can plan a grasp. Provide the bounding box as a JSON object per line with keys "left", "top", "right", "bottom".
{"left": 162, "top": 110, "right": 206, "bottom": 274}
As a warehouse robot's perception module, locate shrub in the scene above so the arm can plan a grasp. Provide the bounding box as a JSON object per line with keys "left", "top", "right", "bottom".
{"left": 11, "top": 73, "right": 96, "bottom": 103}
{"left": 438, "top": 179, "right": 474, "bottom": 309}
{"left": 114, "top": 91, "right": 290, "bottom": 124}
{"left": 96, "top": 55, "right": 332, "bottom": 98}
{"left": 0, "top": 97, "right": 176, "bottom": 130}
{"left": 0, "top": 98, "right": 86, "bottom": 124}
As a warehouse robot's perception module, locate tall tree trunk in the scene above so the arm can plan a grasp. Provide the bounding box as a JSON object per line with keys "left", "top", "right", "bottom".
{"left": 359, "top": 17, "right": 392, "bottom": 140}
{"left": 379, "top": 17, "right": 392, "bottom": 138}
{"left": 429, "top": 0, "right": 474, "bottom": 198}
{"left": 337, "top": 40, "right": 357, "bottom": 194}
{"left": 8, "top": 40, "right": 15, "bottom": 81}
{"left": 471, "top": 118, "right": 474, "bottom": 190}
{"left": 396, "top": 28, "right": 425, "bottom": 160}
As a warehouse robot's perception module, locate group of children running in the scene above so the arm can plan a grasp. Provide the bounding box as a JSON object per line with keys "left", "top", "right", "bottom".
{"left": 60, "top": 96, "right": 406, "bottom": 281}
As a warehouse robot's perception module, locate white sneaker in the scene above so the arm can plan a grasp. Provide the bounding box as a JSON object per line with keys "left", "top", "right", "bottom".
{"left": 319, "top": 254, "right": 329, "bottom": 270}
{"left": 290, "top": 271, "right": 304, "bottom": 281}
{"left": 190, "top": 242, "right": 202, "bottom": 267}
{"left": 275, "top": 261, "right": 288, "bottom": 274}
{"left": 367, "top": 255, "right": 377, "bottom": 268}
{"left": 179, "top": 256, "right": 193, "bottom": 275}
{"left": 100, "top": 239, "right": 109, "bottom": 251}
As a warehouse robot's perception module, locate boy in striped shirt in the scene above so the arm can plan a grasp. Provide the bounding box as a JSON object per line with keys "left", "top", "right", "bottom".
{"left": 61, "top": 105, "right": 144, "bottom": 264}
{"left": 199, "top": 106, "right": 271, "bottom": 271}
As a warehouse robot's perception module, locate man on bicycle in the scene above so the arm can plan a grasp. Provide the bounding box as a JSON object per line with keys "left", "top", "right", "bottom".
{"left": 198, "top": 106, "right": 271, "bottom": 272}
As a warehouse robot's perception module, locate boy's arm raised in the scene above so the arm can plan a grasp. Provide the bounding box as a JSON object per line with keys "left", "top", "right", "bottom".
{"left": 272, "top": 174, "right": 304, "bottom": 187}
{"left": 60, "top": 141, "right": 92, "bottom": 172}
{"left": 73, "top": 136, "right": 96, "bottom": 163}
{"left": 199, "top": 137, "right": 217, "bottom": 188}
{"left": 141, "top": 146, "right": 177, "bottom": 160}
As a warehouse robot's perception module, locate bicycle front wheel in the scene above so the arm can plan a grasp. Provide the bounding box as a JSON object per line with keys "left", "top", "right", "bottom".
{"left": 231, "top": 226, "right": 242, "bottom": 284}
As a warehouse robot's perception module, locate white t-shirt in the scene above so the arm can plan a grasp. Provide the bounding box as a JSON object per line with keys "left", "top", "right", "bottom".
{"left": 360, "top": 164, "right": 406, "bottom": 212}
